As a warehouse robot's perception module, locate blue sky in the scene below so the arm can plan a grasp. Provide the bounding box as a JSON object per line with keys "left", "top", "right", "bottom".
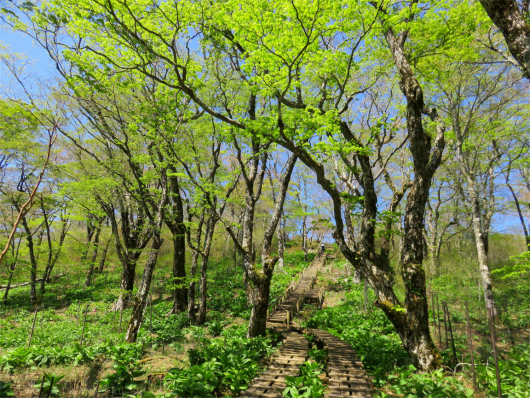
{"left": 0, "top": 26, "right": 54, "bottom": 83}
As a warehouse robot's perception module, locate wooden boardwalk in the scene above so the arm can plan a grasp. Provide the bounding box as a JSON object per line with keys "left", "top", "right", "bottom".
{"left": 308, "top": 329, "right": 372, "bottom": 397}
{"left": 243, "top": 253, "right": 373, "bottom": 398}
{"left": 267, "top": 254, "right": 325, "bottom": 325}
{"left": 240, "top": 329, "right": 309, "bottom": 397}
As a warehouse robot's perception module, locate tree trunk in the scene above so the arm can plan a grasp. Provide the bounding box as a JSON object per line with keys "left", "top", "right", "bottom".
{"left": 97, "top": 238, "right": 111, "bottom": 273}
{"left": 170, "top": 235, "right": 187, "bottom": 313}
{"left": 2, "top": 263, "right": 15, "bottom": 303}
{"left": 246, "top": 272, "right": 271, "bottom": 338}
{"left": 125, "top": 235, "right": 163, "bottom": 343}
{"left": 478, "top": 0, "right": 530, "bottom": 79}
{"left": 507, "top": 181, "right": 530, "bottom": 250}
{"left": 187, "top": 249, "right": 200, "bottom": 323}
{"left": 196, "top": 217, "right": 217, "bottom": 325}
{"left": 114, "top": 254, "right": 138, "bottom": 311}
{"left": 21, "top": 216, "right": 38, "bottom": 305}
{"left": 277, "top": 214, "right": 285, "bottom": 268}
{"left": 85, "top": 226, "right": 102, "bottom": 287}
{"left": 40, "top": 197, "right": 53, "bottom": 295}
{"left": 40, "top": 216, "right": 68, "bottom": 295}
{"left": 377, "top": 25, "right": 445, "bottom": 371}
{"left": 302, "top": 217, "right": 308, "bottom": 261}
{"left": 246, "top": 154, "right": 297, "bottom": 338}
{"left": 469, "top": 194, "right": 497, "bottom": 316}
{"left": 168, "top": 176, "right": 188, "bottom": 314}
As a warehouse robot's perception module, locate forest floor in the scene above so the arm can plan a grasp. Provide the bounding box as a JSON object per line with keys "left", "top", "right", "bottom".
{"left": 1, "top": 248, "right": 530, "bottom": 397}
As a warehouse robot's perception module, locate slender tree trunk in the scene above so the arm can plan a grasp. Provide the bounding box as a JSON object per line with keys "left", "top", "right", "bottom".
{"left": 245, "top": 154, "right": 297, "bottom": 338}
{"left": 97, "top": 238, "right": 111, "bottom": 273}
{"left": 40, "top": 197, "right": 53, "bottom": 295}
{"left": 40, "top": 217, "right": 68, "bottom": 295}
{"left": 125, "top": 175, "right": 168, "bottom": 342}
{"left": 187, "top": 249, "right": 200, "bottom": 322}
{"left": 277, "top": 214, "right": 285, "bottom": 268}
{"left": 302, "top": 217, "right": 308, "bottom": 261}
{"left": 115, "top": 255, "right": 138, "bottom": 311}
{"left": 85, "top": 227, "right": 102, "bottom": 287}
{"left": 21, "top": 216, "right": 38, "bottom": 305}
{"left": 2, "top": 263, "right": 15, "bottom": 303}
{"left": 125, "top": 235, "right": 163, "bottom": 343}
{"left": 170, "top": 235, "right": 187, "bottom": 313}
{"left": 506, "top": 181, "right": 530, "bottom": 250}
{"left": 168, "top": 176, "right": 187, "bottom": 314}
{"left": 196, "top": 217, "right": 217, "bottom": 325}
{"left": 470, "top": 194, "right": 497, "bottom": 316}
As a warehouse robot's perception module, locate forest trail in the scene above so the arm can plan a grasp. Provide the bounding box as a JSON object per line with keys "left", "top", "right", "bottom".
{"left": 242, "top": 254, "right": 373, "bottom": 397}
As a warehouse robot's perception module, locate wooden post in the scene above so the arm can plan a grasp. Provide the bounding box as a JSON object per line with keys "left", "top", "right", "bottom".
{"left": 464, "top": 301, "right": 477, "bottom": 390}
{"left": 445, "top": 302, "right": 458, "bottom": 366}
{"left": 46, "top": 376, "right": 54, "bottom": 398}
{"left": 487, "top": 307, "right": 502, "bottom": 398}
{"left": 28, "top": 307, "right": 39, "bottom": 347}
{"left": 80, "top": 305, "right": 89, "bottom": 345}
{"left": 37, "top": 374, "right": 46, "bottom": 398}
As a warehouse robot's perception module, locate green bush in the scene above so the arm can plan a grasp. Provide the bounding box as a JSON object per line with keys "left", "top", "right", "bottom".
{"left": 377, "top": 366, "right": 473, "bottom": 398}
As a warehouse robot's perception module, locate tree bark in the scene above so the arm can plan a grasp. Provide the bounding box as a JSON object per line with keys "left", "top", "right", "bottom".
{"left": 246, "top": 273, "right": 271, "bottom": 337}
{"left": 196, "top": 216, "right": 217, "bottom": 325}
{"left": 187, "top": 249, "right": 200, "bottom": 323}
{"left": 40, "top": 214, "right": 69, "bottom": 295}
{"left": 85, "top": 226, "right": 102, "bottom": 287}
{"left": 125, "top": 176, "right": 168, "bottom": 343}
{"left": 479, "top": 0, "right": 530, "bottom": 79}
{"left": 100, "top": 199, "right": 151, "bottom": 311}
{"left": 470, "top": 191, "right": 497, "bottom": 316}
{"left": 301, "top": 216, "right": 308, "bottom": 261}
{"left": 371, "top": 24, "right": 445, "bottom": 371}
{"left": 245, "top": 153, "right": 297, "bottom": 337}
{"left": 97, "top": 237, "right": 111, "bottom": 273}
{"left": 277, "top": 214, "right": 285, "bottom": 268}
{"left": 167, "top": 175, "right": 188, "bottom": 314}
{"left": 125, "top": 235, "right": 163, "bottom": 342}
{"left": 21, "top": 215, "right": 38, "bottom": 305}
{"left": 2, "top": 239, "right": 20, "bottom": 302}
{"left": 506, "top": 180, "right": 530, "bottom": 250}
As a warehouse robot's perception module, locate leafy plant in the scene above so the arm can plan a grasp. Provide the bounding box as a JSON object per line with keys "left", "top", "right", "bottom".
{"left": 378, "top": 365, "right": 473, "bottom": 398}
{"left": 307, "top": 347, "right": 326, "bottom": 364}
{"left": 222, "top": 356, "right": 259, "bottom": 394}
{"left": 99, "top": 366, "right": 145, "bottom": 396}
{"left": 206, "top": 320, "right": 225, "bottom": 337}
{"left": 0, "top": 380, "right": 14, "bottom": 397}
{"left": 98, "top": 343, "right": 146, "bottom": 396}
{"left": 164, "top": 361, "right": 220, "bottom": 397}
{"left": 32, "top": 373, "right": 65, "bottom": 397}
{"left": 283, "top": 361, "right": 325, "bottom": 398}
